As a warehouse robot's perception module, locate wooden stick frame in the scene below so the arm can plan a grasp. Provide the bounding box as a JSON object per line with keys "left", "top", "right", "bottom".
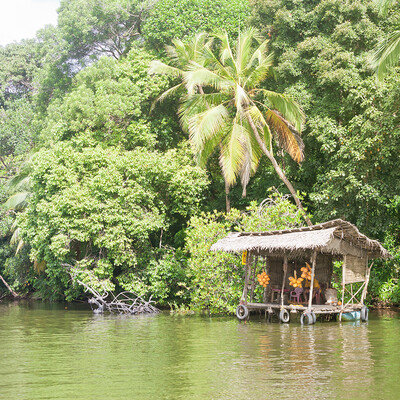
{"left": 341, "top": 258, "right": 372, "bottom": 309}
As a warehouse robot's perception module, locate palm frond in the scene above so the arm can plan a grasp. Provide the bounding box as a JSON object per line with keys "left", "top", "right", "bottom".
{"left": 237, "top": 28, "right": 262, "bottom": 74}
{"left": 4, "top": 192, "right": 30, "bottom": 210}
{"left": 245, "top": 52, "right": 274, "bottom": 89}
{"left": 7, "top": 175, "right": 32, "bottom": 194}
{"left": 247, "top": 105, "right": 272, "bottom": 152}
{"left": 265, "top": 110, "right": 304, "bottom": 162}
{"left": 196, "top": 129, "right": 226, "bottom": 167}
{"left": 150, "top": 83, "right": 183, "bottom": 112}
{"left": 256, "top": 89, "right": 305, "bottom": 132}
{"left": 149, "top": 60, "right": 183, "bottom": 78}
{"left": 219, "top": 121, "right": 249, "bottom": 185}
{"left": 168, "top": 33, "right": 210, "bottom": 67}
{"left": 169, "top": 38, "right": 192, "bottom": 65}
{"left": 371, "top": 30, "right": 400, "bottom": 80}
{"left": 374, "top": 0, "right": 397, "bottom": 16}
{"left": 201, "top": 45, "right": 235, "bottom": 82}
{"left": 247, "top": 104, "right": 267, "bottom": 127}
{"left": 10, "top": 227, "right": 20, "bottom": 246}
{"left": 192, "top": 32, "right": 212, "bottom": 62}
{"left": 185, "top": 63, "right": 232, "bottom": 93}
{"left": 262, "top": 125, "right": 273, "bottom": 154}
{"left": 246, "top": 37, "right": 270, "bottom": 68}
{"left": 15, "top": 238, "right": 25, "bottom": 255}
{"left": 186, "top": 104, "right": 229, "bottom": 153}
{"left": 239, "top": 119, "right": 263, "bottom": 196}
{"left": 215, "top": 32, "right": 235, "bottom": 64}
{"left": 10, "top": 226, "right": 25, "bottom": 256}
{"left": 179, "top": 92, "right": 229, "bottom": 124}
{"left": 179, "top": 92, "right": 226, "bottom": 132}
{"left": 235, "top": 84, "right": 251, "bottom": 114}
{"left": 165, "top": 43, "right": 180, "bottom": 63}
{"left": 34, "top": 259, "right": 46, "bottom": 273}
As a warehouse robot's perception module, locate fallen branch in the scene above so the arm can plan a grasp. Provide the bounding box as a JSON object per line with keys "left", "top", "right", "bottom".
{"left": 0, "top": 273, "right": 18, "bottom": 298}
{"left": 66, "top": 265, "right": 159, "bottom": 315}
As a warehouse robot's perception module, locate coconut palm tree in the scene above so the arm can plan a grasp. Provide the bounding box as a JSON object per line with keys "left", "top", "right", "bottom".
{"left": 150, "top": 33, "right": 235, "bottom": 211}
{"left": 152, "top": 28, "right": 311, "bottom": 225}
{"left": 371, "top": 0, "right": 400, "bottom": 79}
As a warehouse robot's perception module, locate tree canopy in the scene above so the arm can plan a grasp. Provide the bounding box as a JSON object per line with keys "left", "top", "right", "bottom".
{"left": 0, "top": 0, "right": 400, "bottom": 308}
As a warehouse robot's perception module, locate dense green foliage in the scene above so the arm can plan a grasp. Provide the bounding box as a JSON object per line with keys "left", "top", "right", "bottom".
{"left": 0, "top": 0, "right": 400, "bottom": 310}
{"left": 186, "top": 194, "right": 305, "bottom": 313}
{"left": 248, "top": 0, "right": 400, "bottom": 236}
{"left": 142, "top": 0, "right": 251, "bottom": 50}
{"left": 40, "top": 47, "right": 181, "bottom": 150}
{"left": 19, "top": 143, "right": 207, "bottom": 300}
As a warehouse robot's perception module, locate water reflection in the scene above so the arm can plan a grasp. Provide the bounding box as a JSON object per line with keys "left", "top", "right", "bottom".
{"left": 0, "top": 302, "right": 399, "bottom": 400}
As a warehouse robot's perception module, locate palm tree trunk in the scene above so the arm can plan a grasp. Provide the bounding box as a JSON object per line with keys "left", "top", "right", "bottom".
{"left": 0, "top": 273, "right": 18, "bottom": 298}
{"left": 225, "top": 179, "right": 231, "bottom": 212}
{"left": 217, "top": 142, "right": 231, "bottom": 213}
{"left": 247, "top": 116, "right": 312, "bottom": 227}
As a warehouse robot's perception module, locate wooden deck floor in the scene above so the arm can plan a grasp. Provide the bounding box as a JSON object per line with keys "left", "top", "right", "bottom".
{"left": 245, "top": 302, "right": 362, "bottom": 315}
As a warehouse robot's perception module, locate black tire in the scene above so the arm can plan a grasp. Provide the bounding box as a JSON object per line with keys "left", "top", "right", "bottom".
{"left": 300, "top": 311, "right": 315, "bottom": 325}
{"left": 312, "top": 312, "right": 317, "bottom": 324}
{"left": 361, "top": 306, "right": 369, "bottom": 322}
{"left": 236, "top": 304, "right": 249, "bottom": 321}
{"left": 279, "top": 309, "right": 290, "bottom": 323}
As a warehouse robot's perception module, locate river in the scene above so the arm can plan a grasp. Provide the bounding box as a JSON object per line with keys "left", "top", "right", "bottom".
{"left": 0, "top": 301, "right": 399, "bottom": 399}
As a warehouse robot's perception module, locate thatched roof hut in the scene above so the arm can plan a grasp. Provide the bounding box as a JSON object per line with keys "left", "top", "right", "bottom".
{"left": 211, "top": 219, "right": 389, "bottom": 323}
{"left": 211, "top": 219, "right": 389, "bottom": 259}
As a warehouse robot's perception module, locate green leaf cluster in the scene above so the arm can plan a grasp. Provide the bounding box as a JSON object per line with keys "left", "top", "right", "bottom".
{"left": 185, "top": 192, "right": 304, "bottom": 313}
{"left": 142, "top": 0, "right": 251, "bottom": 50}
{"left": 17, "top": 142, "right": 208, "bottom": 299}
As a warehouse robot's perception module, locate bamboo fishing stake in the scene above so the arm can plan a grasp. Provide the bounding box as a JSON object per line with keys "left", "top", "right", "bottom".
{"left": 307, "top": 251, "right": 317, "bottom": 311}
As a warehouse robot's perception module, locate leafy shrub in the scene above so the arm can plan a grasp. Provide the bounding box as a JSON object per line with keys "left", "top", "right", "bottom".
{"left": 18, "top": 142, "right": 208, "bottom": 300}
{"left": 185, "top": 192, "right": 306, "bottom": 314}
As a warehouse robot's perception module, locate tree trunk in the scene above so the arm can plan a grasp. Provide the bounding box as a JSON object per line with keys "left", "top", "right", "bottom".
{"left": 247, "top": 115, "right": 312, "bottom": 227}
{"left": 0, "top": 273, "right": 18, "bottom": 298}
{"left": 225, "top": 179, "right": 231, "bottom": 213}
{"left": 217, "top": 142, "right": 231, "bottom": 213}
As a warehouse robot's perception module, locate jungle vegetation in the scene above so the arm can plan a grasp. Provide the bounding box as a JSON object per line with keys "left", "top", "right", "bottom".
{"left": 1, "top": 0, "right": 400, "bottom": 311}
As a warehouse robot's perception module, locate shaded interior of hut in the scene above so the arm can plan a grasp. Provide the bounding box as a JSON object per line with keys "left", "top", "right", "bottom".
{"left": 252, "top": 254, "right": 336, "bottom": 305}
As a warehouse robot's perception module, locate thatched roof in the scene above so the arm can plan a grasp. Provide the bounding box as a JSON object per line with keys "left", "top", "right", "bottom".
{"left": 211, "top": 219, "right": 389, "bottom": 259}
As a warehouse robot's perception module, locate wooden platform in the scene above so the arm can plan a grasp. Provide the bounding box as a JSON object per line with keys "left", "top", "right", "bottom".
{"left": 245, "top": 302, "right": 362, "bottom": 315}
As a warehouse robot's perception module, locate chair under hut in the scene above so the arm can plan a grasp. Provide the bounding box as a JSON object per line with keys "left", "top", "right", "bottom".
{"left": 211, "top": 219, "right": 390, "bottom": 324}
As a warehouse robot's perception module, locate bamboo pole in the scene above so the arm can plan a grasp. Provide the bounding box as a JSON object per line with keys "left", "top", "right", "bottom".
{"left": 281, "top": 255, "right": 288, "bottom": 306}
{"left": 263, "top": 256, "right": 268, "bottom": 303}
{"left": 307, "top": 251, "right": 317, "bottom": 311}
{"left": 350, "top": 283, "right": 353, "bottom": 305}
{"left": 241, "top": 252, "right": 252, "bottom": 303}
{"left": 361, "top": 260, "right": 373, "bottom": 305}
{"left": 250, "top": 255, "right": 258, "bottom": 302}
{"left": 341, "top": 257, "right": 346, "bottom": 312}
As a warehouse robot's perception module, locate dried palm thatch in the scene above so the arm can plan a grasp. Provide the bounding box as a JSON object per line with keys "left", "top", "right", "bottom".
{"left": 211, "top": 219, "right": 389, "bottom": 259}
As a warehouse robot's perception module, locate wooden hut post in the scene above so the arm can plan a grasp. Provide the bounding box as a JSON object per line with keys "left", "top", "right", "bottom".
{"left": 307, "top": 251, "right": 317, "bottom": 311}
{"left": 250, "top": 255, "right": 258, "bottom": 302}
{"left": 263, "top": 256, "right": 268, "bottom": 303}
{"left": 341, "top": 257, "right": 346, "bottom": 310}
{"left": 361, "top": 260, "right": 373, "bottom": 305}
{"left": 281, "top": 255, "right": 288, "bottom": 306}
{"left": 241, "top": 251, "right": 252, "bottom": 303}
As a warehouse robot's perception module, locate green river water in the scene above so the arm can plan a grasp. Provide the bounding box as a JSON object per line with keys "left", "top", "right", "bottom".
{"left": 0, "top": 301, "right": 399, "bottom": 400}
